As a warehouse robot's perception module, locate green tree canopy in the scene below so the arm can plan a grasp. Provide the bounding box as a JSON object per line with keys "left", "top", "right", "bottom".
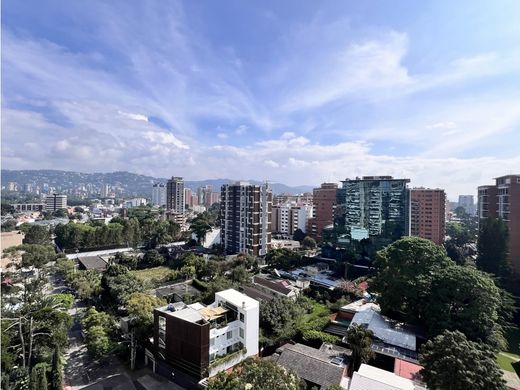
{"left": 419, "top": 330, "right": 506, "bottom": 390}
{"left": 23, "top": 225, "right": 51, "bottom": 245}
{"left": 265, "top": 248, "right": 303, "bottom": 269}
{"left": 207, "top": 357, "right": 306, "bottom": 390}
{"left": 477, "top": 217, "right": 510, "bottom": 278}
{"left": 302, "top": 236, "right": 317, "bottom": 249}
{"left": 372, "top": 237, "right": 454, "bottom": 323}
{"left": 345, "top": 324, "right": 374, "bottom": 376}
{"left": 425, "top": 265, "right": 504, "bottom": 345}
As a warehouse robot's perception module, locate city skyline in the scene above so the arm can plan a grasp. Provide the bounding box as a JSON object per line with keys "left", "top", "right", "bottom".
{"left": 2, "top": 1, "right": 520, "bottom": 197}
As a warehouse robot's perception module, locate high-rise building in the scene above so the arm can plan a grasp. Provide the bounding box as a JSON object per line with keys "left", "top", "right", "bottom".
{"left": 7, "top": 182, "right": 17, "bottom": 191}
{"left": 166, "top": 177, "right": 185, "bottom": 213}
{"left": 184, "top": 187, "right": 193, "bottom": 208}
{"left": 152, "top": 183, "right": 167, "bottom": 207}
{"left": 458, "top": 195, "right": 475, "bottom": 216}
{"left": 272, "top": 203, "right": 312, "bottom": 236}
{"left": 335, "top": 176, "right": 410, "bottom": 244}
{"left": 45, "top": 194, "right": 67, "bottom": 212}
{"left": 100, "top": 184, "right": 110, "bottom": 198}
{"left": 210, "top": 192, "right": 220, "bottom": 207}
{"left": 306, "top": 183, "right": 338, "bottom": 241}
{"left": 478, "top": 174, "right": 520, "bottom": 274}
{"left": 152, "top": 289, "right": 259, "bottom": 379}
{"left": 220, "top": 182, "right": 272, "bottom": 256}
{"left": 409, "top": 188, "right": 446, "bottom": 245}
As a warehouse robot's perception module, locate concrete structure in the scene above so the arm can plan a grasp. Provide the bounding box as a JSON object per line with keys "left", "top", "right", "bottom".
{"left": 12, "top": 203, "right": 45, "bottom": 212}
{"left": 458, "top": 195, "right": 476, "bottom": 216}
{"left": 307, "top": 183, "right": 338, "bottom": 241}
{"left": 272, "top": 203, "right": 311, "bottom": 235}
{"left": 197, "top": 185, "right": 214, "bottom": 209}
{"left": 184, "top": 187, "right": 193, "bottom": 207}
{"left": 152, "top": 289, "right": 259, "bottom": 379}
{"left": 349, "top": 364, "right": 418, "bottom": 390}
{"left": 478, "top": 174, "right": 520, "bottom": 275}
{"left": 45, "top": 194, "right": 67, "bottom": 212}
{"left": 152, "top": 183, "right": 167, "bottom": 207}
{"left": 125, "top": 198, "right": 147, "bottom": 208}
{"left": 409, "top": 188, "right": 446, "bottom": 245}
{"left": 220, "top": 182, "right": 272, "bottom": 256}
{"left": 335, "top": 176, "right": 410, "bottom": 245}
{"left": 100, "top": 184, "right": 110, "bottom": 198}
{"left": 166, "top": 177, "right": 185, "bottom": 213}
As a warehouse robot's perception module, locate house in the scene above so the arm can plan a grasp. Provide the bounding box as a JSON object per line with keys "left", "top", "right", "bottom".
{"left": 338, "top": 299, "right": 380, "bottom": 321}
{"left": 271, "top": 343, "right": 351, "bottom": 389}
{"left": 349, "top": 364, "right": 425, "bottom": 390}
{"left": 149, "top": 289, "right": 259, "bottom": 380}
{"left": 77, "top": 255, "right": 109, "bottom": 272}
{"left": 346, "top": 308, "right": 419, "bottom": 363}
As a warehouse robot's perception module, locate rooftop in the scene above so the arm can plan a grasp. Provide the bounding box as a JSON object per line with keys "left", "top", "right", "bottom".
{"left": 350, "top": 309, "right": 416, "bottom": 351}
{"left": 349, "top": 364, "right": 416, "bottom": 390}
{"left": 215, "top": 289, "right": 259, "bottom": 310}
{"left": 273, "top": 343, "right": 350, "bottom": 388}
{"left": 340, "top": 299, "right": 380, "bottom": 314}
{"left": 77, "top": 255, "right": 108, "bottom": 271}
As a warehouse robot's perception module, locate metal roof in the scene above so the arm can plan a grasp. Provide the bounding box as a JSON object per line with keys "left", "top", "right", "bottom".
{"left": 350, "top": 309, "right": 416, "bottom": 351}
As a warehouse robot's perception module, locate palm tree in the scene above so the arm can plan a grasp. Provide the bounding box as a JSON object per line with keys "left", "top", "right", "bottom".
{"left": 345, "top": 324, "right": 374, "bottom": 376}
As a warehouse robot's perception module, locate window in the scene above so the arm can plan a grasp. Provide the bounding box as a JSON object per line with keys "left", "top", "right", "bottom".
{"left": 158, "top": 316, "right": 166, "bottom": 331}
{"left": 227, "top": 331, "right": 233, "bottom": 340}
{"left": 240, "top": 313, "right": 245, "bottom": 322}
{"left": 239, "top": 328, "right": 244, "bottom": 338}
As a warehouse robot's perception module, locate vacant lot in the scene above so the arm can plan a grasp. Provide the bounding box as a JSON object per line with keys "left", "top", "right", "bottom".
{"left": 130, "top": 266, "right": 178, "bottom": 288}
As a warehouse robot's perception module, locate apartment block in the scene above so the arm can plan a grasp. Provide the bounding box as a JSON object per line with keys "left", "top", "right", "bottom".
{"left": 272, "top": 203, "right": 312, "bottom": 235}
{"left": 335, "top": 176, "right": 410, "bottom": 244}
{"left": 306, "top": 183, "right": 338, "bottom": 241}
{"left": 152, "top": 183, "right": 167, "bottom": 207}
{"left": 45, "top": 194, "right": 67, "bottom": 212}
{"left": 166, "top": 177, "right": 185, "bottom": 213}
{"left": 409, "top": 188, "right": 446, "bottom": 245}
{"left": 220, "top": 182, "right": 272, "bottom": 256}
{"left": 478, "top": 175, "right": 520, "bottom": 274}
{"left": 151, "top": 289, "right": 259, "bottom": 379}
{"left": 458, "top": 195, "right": 476, "bottom": 216}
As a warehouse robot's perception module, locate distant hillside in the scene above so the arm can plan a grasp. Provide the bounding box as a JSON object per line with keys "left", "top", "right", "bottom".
{"left": 1, "top": 170, "right": 314, "bottom": 196}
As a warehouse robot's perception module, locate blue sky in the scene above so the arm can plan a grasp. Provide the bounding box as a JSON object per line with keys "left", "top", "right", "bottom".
{"left": 2, "top": 0, "right": 520, "bottom": 199}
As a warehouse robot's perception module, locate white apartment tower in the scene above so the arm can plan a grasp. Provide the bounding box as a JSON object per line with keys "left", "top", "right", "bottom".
{"left": 152, "top": 183, "right": 167, "bottom": 207}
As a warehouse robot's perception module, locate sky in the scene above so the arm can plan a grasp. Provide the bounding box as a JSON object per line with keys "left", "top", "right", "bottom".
{"left": 2, "top": 0, "right": 520, "bottom": 200}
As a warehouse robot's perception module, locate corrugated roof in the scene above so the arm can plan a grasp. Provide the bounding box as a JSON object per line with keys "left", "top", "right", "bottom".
{"left": 351, "top": 309, "right": 416, "bottom": 351}
{"left": 349, "top": 364, "right": 415, "bottom": 390}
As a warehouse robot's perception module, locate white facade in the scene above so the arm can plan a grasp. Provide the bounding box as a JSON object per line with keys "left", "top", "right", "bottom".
{"left": 125, "top": 198, "right": 147, "bottom": 208}
{"left": 212, "top": 289, "right": 259, "bottom": 362}
{"left": 273, "top": 202, "right": 311, "bottom": 234}
{"left": 152, "top": 183, "right": 167, "bottom": 207}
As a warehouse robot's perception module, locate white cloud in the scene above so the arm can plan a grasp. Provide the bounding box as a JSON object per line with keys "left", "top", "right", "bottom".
{"left": 144, "top": 131, "right": 189, "bottom": 149}
{"left": 118, "top": 111, "right": 149, "bottom": 122}
{"left": 217, "top": 132, "right": 228, "bottom": 139}
{"left": 264, "top": 160, "right": 280, "bottom": 168}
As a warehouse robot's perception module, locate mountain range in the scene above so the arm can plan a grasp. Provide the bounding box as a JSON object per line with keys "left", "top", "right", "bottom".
{"left": 1, "top": 170, "right": 315, "bottom": 196}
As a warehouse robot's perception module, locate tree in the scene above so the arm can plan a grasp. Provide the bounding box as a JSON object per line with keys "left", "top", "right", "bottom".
{"left": 52, "top": 209, "right": 68, "bottom": 218}
{"left": 55, "top": 258, "right": 75, "bottom": 281}
{"left": 302, "top": 236, "right": 316, "bottom": 249}
{"left": 101, "top": 265, "right": 144, "bottom": 306}
{"left": 420, "top": 330, "right": 506, "bottom": 390}
{"left": 1, "top": 203, "right": 16, "bottom": 215}
{"left": 345, "top": 324, "right": 374, "bottom": 376}
{"left": 265, "top": 248, "right": 302, "bottom": 269}
{"left": 30, "top": 363, "right": 48, "bottom": 390}
{"left": 1, "top": 219, "right": 18, "bottom": 232}
{"left": 425, "top": 265, "right": 508, "bottom": 349}
{"left": 190, "top": 215, "right": 212, "bottom": 245}
{"left": 477, "top": 217, "right": 510, "bottom": 278}
{"left": 71, "top": 270, "right": 102, "bottom": 301}
{"left": 23, "top": 225, "right": 51, "bottom": 245}
{"left": 141, "top": 249, "right": 164, "bottom": 268}
{"left": 371, "top": 237, "right": 453, "bottom": 323}
{"left": 125, "top": 292, "right": 165, "bottom": 340}
{"left": 207, "top": 357, "right": 306, "bottom": 390}
{"left": 85, "top": 325, "right": 112, "bottom": 359}
{"left": 50, "top": 345, "right": 63, "bottom": 390}
{"left": 20, "top": 244, "right": 56, "bottom": 268}
{"left": 292, "top": 229, "right": 306, "bottom": 242}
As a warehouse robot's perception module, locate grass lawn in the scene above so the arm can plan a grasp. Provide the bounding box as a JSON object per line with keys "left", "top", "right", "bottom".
{"left": 497, "top": 328, "right": 520, "bottom": 373}
{"left": 130, "top": 266, "right": 178, "bottom": 288}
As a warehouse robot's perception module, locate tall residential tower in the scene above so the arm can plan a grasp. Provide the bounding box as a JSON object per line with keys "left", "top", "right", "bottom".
{"left": 220, "top": 182, "right": 272, "bottom": 256}
{"left": 166, "top": 177, "right": 185, "bottom": 213}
